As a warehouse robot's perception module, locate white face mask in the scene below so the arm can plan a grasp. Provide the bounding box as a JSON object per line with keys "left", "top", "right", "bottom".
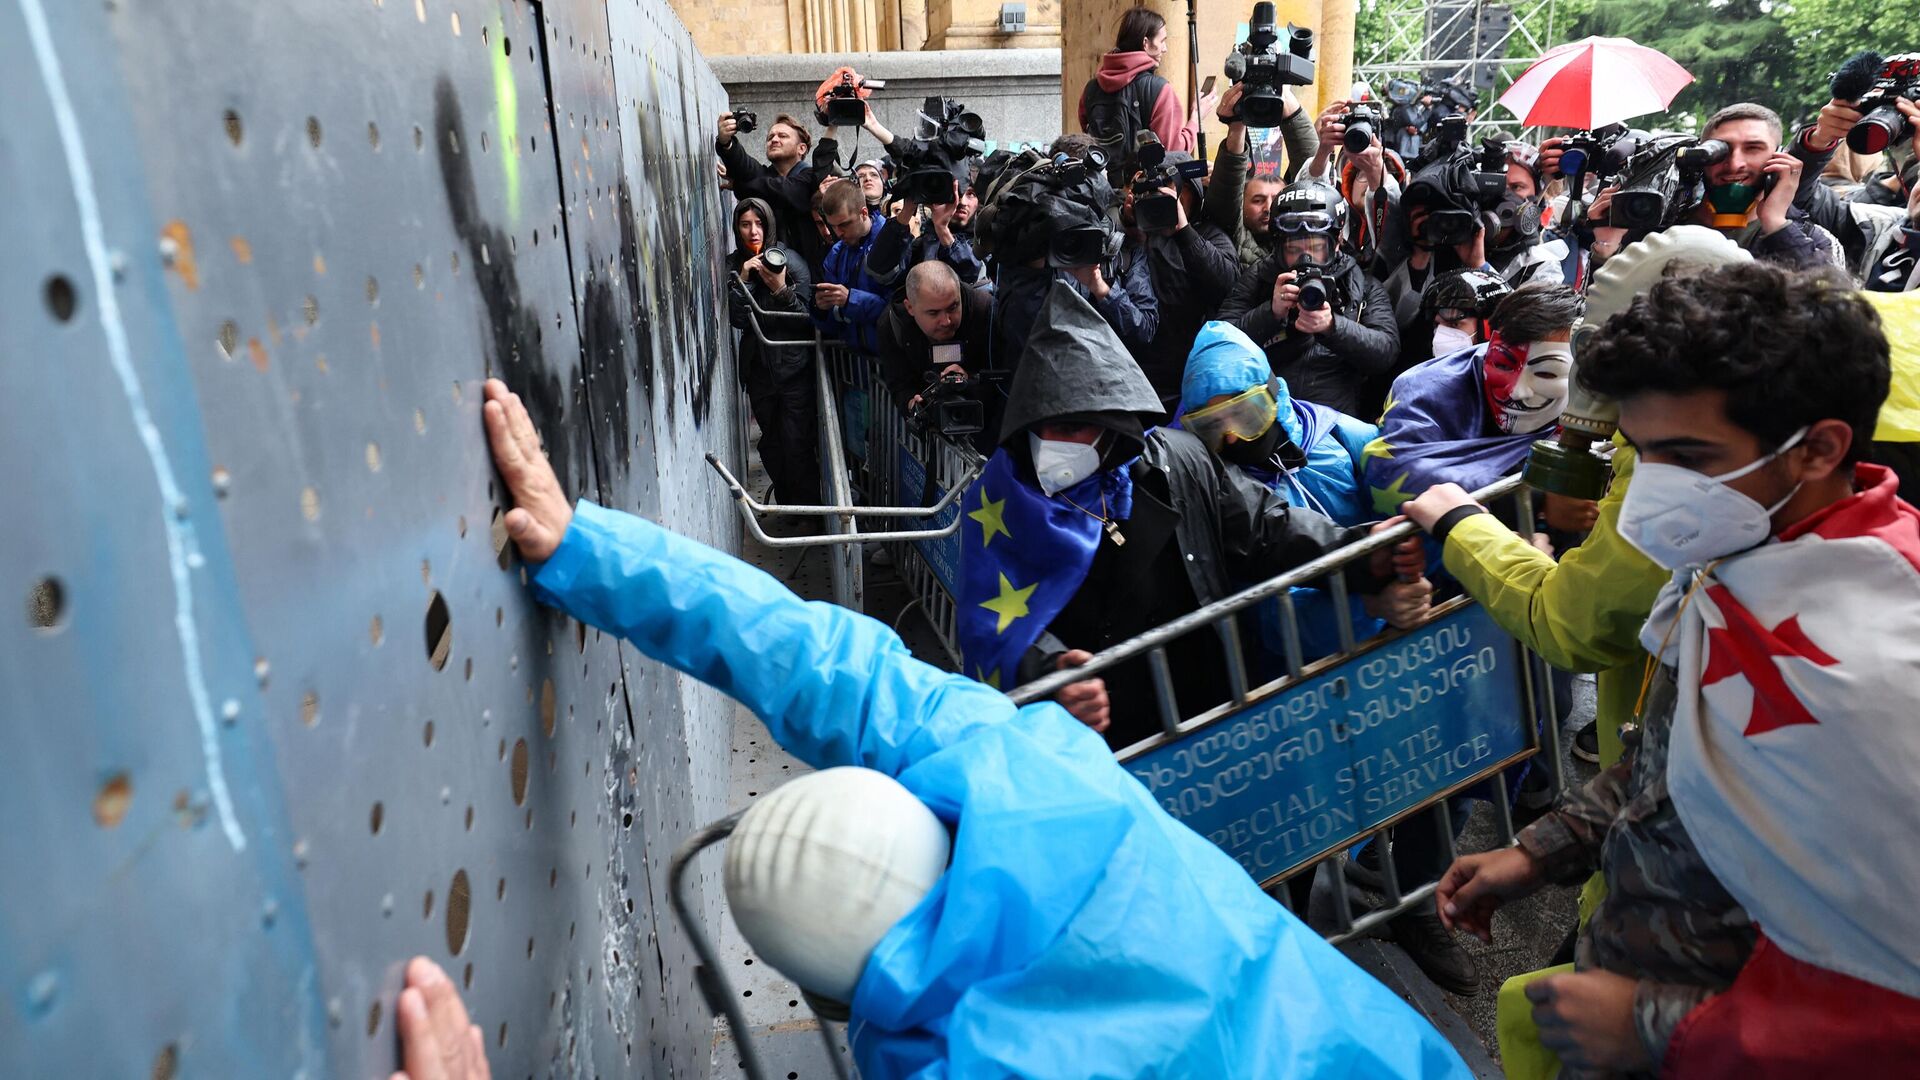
{"left": 1030, "top": 432, "right": 1104, "bottom": 496}
{"left": 1432, "top": 324, "right": 1476, "bottom": 358}
{"left": 1496, "top": 340, "right": 1573, "bottom": 435}
{"left": 1616, "top": 427, "right": 1808, "bottom": 570}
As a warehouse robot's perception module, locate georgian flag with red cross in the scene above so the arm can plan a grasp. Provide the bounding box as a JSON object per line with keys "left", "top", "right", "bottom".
{"left": 1653, "top": 464, "right": 1920, "bottom": 1074}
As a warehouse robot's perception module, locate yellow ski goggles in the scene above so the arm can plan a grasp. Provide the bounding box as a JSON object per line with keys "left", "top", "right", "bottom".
{"left": 1183, "top": 383, "right": 1279, "bottom": 452}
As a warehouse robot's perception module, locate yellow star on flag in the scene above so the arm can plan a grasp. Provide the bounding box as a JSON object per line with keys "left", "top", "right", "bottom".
{"left": 979, "top": 573, "right": 1036, "bottom": 634}
{"left": 1373, "top": 471, "right": 1417, "bottom": 513}
{"left": 973, "top": 665, "right": 1002, "bottom": 690}
{"left": 1377, "top": 388, "right": 1400, "bottom": 421}
{"left": 969, "top": 491, "right": 1011, "bottom": 548}
{"left": 1362, "top": 434, "right": 1394, "bottom": 461}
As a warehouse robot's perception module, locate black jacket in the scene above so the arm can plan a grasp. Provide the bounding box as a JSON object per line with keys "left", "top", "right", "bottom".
{"left": 726, "top": 198, "right": 814, "bottom": 383}
{"left": 1216, "top": 250, "right": 1401, "bottom": 419}
{"left": 876, "top": 284, "right": 995, "bottom": 408}
{"left": 1115, "top": 220, "right": 1241, "bottom": 400}
{"left": 717, "top": 137, "right": 827, "bottom": 268}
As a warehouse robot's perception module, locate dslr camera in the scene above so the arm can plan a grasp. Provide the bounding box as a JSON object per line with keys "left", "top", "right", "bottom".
{"left": 1224, "top": 2, "right": 1317, "bottom": 129}
{"left": 1607, "top": 135, "right": 1733, "bottom": 232}
{"left": 1830, "top": 51, "right": 1920, "bottom": 155}
{"left": 1402, "top": 137, "right": 1507, "bottom": 247}
{"left": 1130, "top": 131, "right": 1209, "bottom": 232}
{"left": 730, "top": 108, "right": 757, "bottom": 135}
{"left": 890, "top": 96, "right": 985, "bottom": 206}
{"left": 820, "top": 68, "right": 886, "bottom": 127}
{"left": 1342, "top": 102, "right": 1385, "bottom": 153}
{"left": 1291, "top": 263, "right": 1331, "bottom": 312}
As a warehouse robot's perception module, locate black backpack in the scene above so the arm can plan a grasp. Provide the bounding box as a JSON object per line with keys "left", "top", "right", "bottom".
{"left": 1082, "top": 73, "right": 1165, "bottom": 185}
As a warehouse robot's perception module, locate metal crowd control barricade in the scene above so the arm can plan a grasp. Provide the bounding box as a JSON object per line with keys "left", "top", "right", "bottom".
{"left": 710, "top": 282, "right": 981, "bottom": 612}
{"left": 1008, "top": 474, "right": 1568, "bottom": 941}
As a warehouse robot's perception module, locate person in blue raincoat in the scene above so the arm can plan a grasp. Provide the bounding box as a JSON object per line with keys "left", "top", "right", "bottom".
{"left": 1176, "top": 321, "right": 1425, "bottom": 665}
{"left": 464, "top": 377, "right": 1471, "bottom": 1079}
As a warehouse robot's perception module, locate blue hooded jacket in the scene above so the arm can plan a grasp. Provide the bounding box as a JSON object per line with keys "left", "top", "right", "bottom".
{"left": 532, "top": 500, "right": 1470, "bottom": 1080}
{"left": 1180, "top": 322, "right": 1386, "bottom": 662}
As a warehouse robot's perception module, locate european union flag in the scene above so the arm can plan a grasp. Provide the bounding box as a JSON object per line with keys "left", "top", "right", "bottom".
{"left": 955, "top": 452, "right": 1133, "bottom": 689}
{"left": 1362, "top": 345, "right": 1542, "bottom": 514}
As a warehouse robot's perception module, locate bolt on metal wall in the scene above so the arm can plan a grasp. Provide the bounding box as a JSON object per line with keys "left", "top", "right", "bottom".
{"left": 0, "top": 1, "right": 737, "bottom": 1077}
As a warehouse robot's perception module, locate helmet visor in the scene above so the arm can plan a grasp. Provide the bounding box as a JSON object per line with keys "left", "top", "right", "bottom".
{"left": 1183, "top": 385, "right": 1279, "bottom": 452}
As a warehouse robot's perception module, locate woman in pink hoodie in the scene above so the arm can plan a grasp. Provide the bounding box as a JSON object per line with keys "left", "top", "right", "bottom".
{"left": 1078, "top": 7, "right": 1220, "bottom": 154}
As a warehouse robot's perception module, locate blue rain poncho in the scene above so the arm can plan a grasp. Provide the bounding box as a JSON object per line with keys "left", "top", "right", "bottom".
{"left": 532, "top": 501, "right": 1471, "bottom": 1080}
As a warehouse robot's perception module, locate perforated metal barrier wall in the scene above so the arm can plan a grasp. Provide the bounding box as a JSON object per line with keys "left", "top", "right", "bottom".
{"left": 0, "top": 1, "right": 737, "bottom": 1077}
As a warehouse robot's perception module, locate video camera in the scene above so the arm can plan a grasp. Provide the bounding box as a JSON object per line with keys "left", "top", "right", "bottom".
{"left": 889, "top": 96, "right": 985, "bottom": 206}
{"left": 819, "top": 68, "right": 886, "bottom": 127}
{"left": 1402, "top": 137, "right": 1507, "bottom": 247}
{"left": 1224, "top": 2, "right": 1316, "bottom": 129}
{"left": 1342, "top": 102, "right": 1385, "bottom": 153}
{"left": 1606, "top": 135, "right": 1733, "bottom": 232}
{"left": 731, "top": 108, "right": 758, "bottom": 135}
{"left": 974, "top": 147, "right": 1121, "bottom": 269}
{"left": 1830, "top": 50, "right": 1920, "bottom": 156}
{"left": 908, "top": 358, "right": 985, "bottom": 438}
{"left": 1129, "top": 131, "right": 1209, "bottom": 232}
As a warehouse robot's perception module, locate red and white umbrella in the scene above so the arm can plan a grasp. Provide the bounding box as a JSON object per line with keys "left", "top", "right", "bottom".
{"left": 1497, "top": 36, "right": 1694, "bottom": 129}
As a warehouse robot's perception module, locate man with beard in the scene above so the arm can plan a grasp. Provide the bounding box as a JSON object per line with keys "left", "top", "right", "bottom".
{"left": 1686, "top": 102, "right": 1833, "bottom": 269}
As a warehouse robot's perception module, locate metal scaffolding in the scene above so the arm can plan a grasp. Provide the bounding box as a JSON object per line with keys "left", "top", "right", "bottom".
{"left": 1353, "top": 0, "right": 1561, "bottom": 128}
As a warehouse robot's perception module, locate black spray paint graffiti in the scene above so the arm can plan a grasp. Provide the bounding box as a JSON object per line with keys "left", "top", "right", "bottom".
{"left": 432, "top": 76, "right": 634, "bottom": 497}
{"left": 627, "top": 54, "right": 724, "bottom": 430}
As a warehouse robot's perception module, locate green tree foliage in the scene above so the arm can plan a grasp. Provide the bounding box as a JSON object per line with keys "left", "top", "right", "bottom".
{"left": 1355, "top": 0, "right": 1920, "bottom": 133}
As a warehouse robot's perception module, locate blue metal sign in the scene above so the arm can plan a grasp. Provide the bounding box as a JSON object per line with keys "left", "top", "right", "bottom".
{"left": 1122, "top": 603, "right": 1533, "bottom": 884}
{"left": 896, "top": 445, "right": 962, "bottom": 595}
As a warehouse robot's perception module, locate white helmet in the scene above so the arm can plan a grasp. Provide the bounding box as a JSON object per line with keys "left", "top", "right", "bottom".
{"left": 724, "top": 767, "right": 951, "bottom": 1003}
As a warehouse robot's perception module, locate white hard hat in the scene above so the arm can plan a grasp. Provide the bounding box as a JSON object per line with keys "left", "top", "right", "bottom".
{"left": 724, "top": 767, "right": 951, "bottom": 1003}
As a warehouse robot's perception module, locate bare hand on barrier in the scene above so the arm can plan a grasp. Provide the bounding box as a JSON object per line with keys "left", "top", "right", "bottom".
{"left": 815, "top": 282, "right": 850, "bottom": 308}
{"left": 1542, "top": 493, "right": 1599, "bottom": 534}
{"left": 1364, "top": 577, "right": 1434, "bottom": 630}
{"left": 483, "top": 379, "right": 573, "bottom": 563}
{"left": 1367, "top": 517, "right": 1427, "bottom": 582}
{"left": 389, "top": 957, "right": 491, "bottom": 1080}
{"left": 1526, "top": 969, "right": 1649, "bottom": 1072}
{"left": 1434, "top": 847, "right": 1543, "bottom": 943}
{"left": 1401, "top": 482, "right": 1480, "bottom": 534}
{"left": 1054, "top": 649, "right": 1110, "bottom": 734}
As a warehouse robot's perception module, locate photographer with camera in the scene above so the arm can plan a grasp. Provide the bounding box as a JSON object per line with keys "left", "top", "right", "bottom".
{"left": 728, "top": 198, "right": 820, "bottom": 507}
{"left": 1203, "top": 82, "right": 1318, "bottom": 267}
{"left": 1301, "top": 99, "right": 1414, "bottom": 272}
{"left": 1680, "top": 104, "right": 1832, "bottom": 268}
{"left": 865, "top": 99, "right": 989, "bottom": 292}
{"left": 1789, "top": 62, "right": 1920, "bottom": 288}
{"left": 716, "top": 110, "right": 827, "bottom": 267}
{"left": 1112, "top": 133, "right": 1242, "bottom": 402}
{"left": 978, "top": 138, "right": 1159, "bottom": 367}
{"left": 1216, "top": 182, "right": 1400, "bottom": 418}
{"left": 810, "top": 180, "right": 890, "bottom": 353}
{"left": 1079, "top": 7, "right": 1218, "bottom": 167}
{"left": 877, "top": 261, "right": 997, "bottom": 441}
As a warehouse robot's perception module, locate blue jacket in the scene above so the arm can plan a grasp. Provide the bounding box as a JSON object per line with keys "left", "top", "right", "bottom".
{"left": 531, "top": 500, "right": 1470, "bottom": 1080}
{"left": 814, "top": 208, "right": 891, "bottom": 352}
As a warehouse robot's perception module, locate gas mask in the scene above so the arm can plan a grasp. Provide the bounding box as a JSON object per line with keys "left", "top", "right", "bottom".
{"left": 1483, "top": 336, "right": 1572, "bottom": 435}
{"left": 1494, "top": 191, "right": 1544, "bottom": 245}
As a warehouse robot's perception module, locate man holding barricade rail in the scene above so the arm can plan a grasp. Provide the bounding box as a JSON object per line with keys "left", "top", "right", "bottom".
{"left": 953, "top": 284, "right": 1430, "bottom": 752}
{"left": 389, "top": 377, "right": 1476, "bottom": 1080}
{"left": 1421, "top": 261, "right": 1920, "bottom": 1077}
